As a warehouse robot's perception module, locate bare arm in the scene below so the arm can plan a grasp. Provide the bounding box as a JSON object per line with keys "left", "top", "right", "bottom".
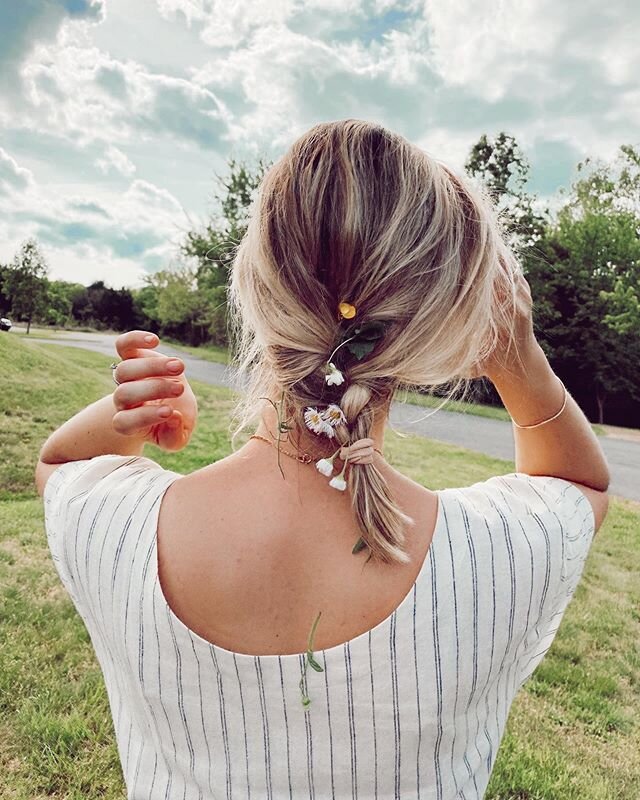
{"left": 480, "top": 273, "right": 610, "bottom": 531}
{"left": 35, "top": 331, "right": 196, "bottom": 497}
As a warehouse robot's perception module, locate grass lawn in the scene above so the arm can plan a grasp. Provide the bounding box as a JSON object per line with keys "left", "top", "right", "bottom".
{"left": 1, "top": 333, "right": 639, "bottom": 798}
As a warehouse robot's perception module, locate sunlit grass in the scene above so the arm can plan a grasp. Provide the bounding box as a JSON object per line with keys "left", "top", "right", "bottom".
{"left": 1, "top": 331, "right": 638, "bottom": 798}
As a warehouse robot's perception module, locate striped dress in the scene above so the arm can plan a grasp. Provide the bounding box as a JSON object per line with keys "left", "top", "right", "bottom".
{"left": 43, "top": 453, "right": 595, "bottom": 800}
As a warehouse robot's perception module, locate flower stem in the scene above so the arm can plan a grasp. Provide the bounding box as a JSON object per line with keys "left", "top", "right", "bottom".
{"left": 327, "top": 333, "right": 358, "bottom": 364}
{"left": 299, "top": 610, "right": 324, "bottom": 709}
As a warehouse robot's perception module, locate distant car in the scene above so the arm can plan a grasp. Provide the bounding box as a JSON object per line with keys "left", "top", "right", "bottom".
{"left": 0, "top": 317, "right": 12, "bottom": 331}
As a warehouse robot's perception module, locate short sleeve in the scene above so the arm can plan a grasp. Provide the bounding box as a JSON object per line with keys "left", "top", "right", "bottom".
{"left": 43, "top": 453, "right": 181, "bottom": 604}
{"left": 492, "top": 473, "right": 596, "bottom": 688}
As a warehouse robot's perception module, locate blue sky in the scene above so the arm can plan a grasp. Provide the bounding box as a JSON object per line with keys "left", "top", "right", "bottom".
{"left": 0, "top": 0, "right": 638, "bottom": 289}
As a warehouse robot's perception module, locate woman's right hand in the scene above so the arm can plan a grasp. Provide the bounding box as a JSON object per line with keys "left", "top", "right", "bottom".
{"left": 111, "top": 330, "right": 198, "bottom": 452}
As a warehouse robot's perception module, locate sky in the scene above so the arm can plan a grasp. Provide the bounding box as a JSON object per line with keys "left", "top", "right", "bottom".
{"left": 0, "top": 0, "right": 638, "bottom": 290}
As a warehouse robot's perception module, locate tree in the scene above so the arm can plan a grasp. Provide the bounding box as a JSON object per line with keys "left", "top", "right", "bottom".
{"left": 530, "top": 147, "right": 640, "bottom": 423}
{"left": 68, "top": 280, "right": 138, "bottom": 331}
{"left": 141, "top": 265, "right": 207, "bottom": 345}
{"left": 595, "top": 145, "right": 640, "bottom": 336}
{"left": 181, "top": 157, "right": 270, "bottom": 346}
{"left": 465, "top": 132, "right": 547, "bottom": 250}
{"left": 0, "top": 263, "right": 12, "bottom": 315}
{"left": 465, "top": 135, "right": 640, "bottom": 425}
{"left": 4, "top": 238, "right": 50, "bottom": 334}
{"left": 39, "top": 280, "right": 94, "bottom": 328}
{"left": 602, "top": 278, "right": 640, "bottom": 335}
{"left": 183, "top": 157, "right": 269, "bottom": 275}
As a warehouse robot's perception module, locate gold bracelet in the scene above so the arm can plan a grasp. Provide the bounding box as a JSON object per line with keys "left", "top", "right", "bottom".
{"left": 511, "top": 378, "right": 568, "bottom": 430}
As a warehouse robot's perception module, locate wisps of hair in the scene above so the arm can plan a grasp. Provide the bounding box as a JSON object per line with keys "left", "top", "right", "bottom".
{"left": 227, "top": 119, "right": 520, "bottom": 565}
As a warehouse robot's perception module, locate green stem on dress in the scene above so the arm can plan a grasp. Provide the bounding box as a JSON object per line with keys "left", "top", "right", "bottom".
{"left": 299, "top": 610, "right": 324, "bottom": 709}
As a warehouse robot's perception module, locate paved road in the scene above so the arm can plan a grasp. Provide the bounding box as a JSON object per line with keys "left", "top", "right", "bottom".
{"left": 19, "top": 328, "right": 640, "bottom": 502}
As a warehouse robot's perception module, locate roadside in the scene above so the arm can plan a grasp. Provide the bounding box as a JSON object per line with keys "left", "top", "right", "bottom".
{"left": 11, "top": 325, "right": 640, "bottom": 501}
{"left": 10, "top": 324, "right": 634, "bottom": 441}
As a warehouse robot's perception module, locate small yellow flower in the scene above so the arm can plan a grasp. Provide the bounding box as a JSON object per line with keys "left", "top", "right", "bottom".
{"left": 338, "top": 301, "right": 356, "bottom": 319}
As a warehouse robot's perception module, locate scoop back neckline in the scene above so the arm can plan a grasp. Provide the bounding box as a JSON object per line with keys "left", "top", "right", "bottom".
{"left": 154, "top": 472, "right": 448, "bottom": 662}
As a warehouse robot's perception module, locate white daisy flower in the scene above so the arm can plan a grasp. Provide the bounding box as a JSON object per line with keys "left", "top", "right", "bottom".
{"left": 319, "top": 421, "right": 336, "bottom": 438}
{"left": 322, "top": 403, "right": 347, "bottom": 427}
{"left": 304, "top": 407, "right": 336, "bottom": 438}
{"left": 304, "top": 407, "right": 326, "bottom": 435}
{"left": 329, "top": 475, "right": 347, "bottom": 491}
{"left": 315, "top": 458, "right": 335, "bottom": 476}
{"left": 325, "top": 362, "right": 345, "bottom": 386}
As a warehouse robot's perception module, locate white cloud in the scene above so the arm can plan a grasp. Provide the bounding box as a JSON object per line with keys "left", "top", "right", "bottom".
{"left": 0, "top": 165, "right": 188, "bottom": 287}
{"left": 422, "top": 0, "right": 640, "bottom": 105}
{"left": 0, "top": 148, "right": 35, "bottom": 195}
{"left": 192, "top": 22, "right": 432, "bottom": 152}
{"left": 0, "top": 0, "right": 105, "bottom": 93}
{"left": 39, "top": 243, "right": 154, "bottom": 289}
{"left": 95, "top": 145, "right": 136, "bottom": 177}
{"left": 1, "top": 0, "right": 638, "bottom": 289}
{"left": 13, "top": 44, "right": 231, "bottom": 152}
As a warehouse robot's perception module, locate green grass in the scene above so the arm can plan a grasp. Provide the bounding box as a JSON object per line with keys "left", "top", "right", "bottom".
{"left": 1, "top": 332, "right": 639, "bottom": 798}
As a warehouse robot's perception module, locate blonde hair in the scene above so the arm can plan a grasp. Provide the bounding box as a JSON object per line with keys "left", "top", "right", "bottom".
{"left": 227, "top": 119, "right": 520, "bottom": 565}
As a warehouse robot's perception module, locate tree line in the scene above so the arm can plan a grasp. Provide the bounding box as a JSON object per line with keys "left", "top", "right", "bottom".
{"left": 2, "top": 138, "right": 638, "bottom": 426}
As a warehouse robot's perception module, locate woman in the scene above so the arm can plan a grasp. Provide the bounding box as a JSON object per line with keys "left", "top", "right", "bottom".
{"left": 36, "top": 119, "right": 609, "bottom": 799}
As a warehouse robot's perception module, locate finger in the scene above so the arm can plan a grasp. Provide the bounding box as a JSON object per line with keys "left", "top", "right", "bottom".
{"left": 112, "top": 403, "right": 175, "bottom": 435}
{"left": 154, "top": 410, "right": 187, "bottom": 452}
{"left": 346, "top": 449, "right": 375, "bottom": 464}
{"left": 113, "top": 377, "right": 184, "bottom": 411}
{"left": 115, "top": 330, "right": 159, "bottom": 359}
{"left": 339, "top": 440, "right": 375, "bottom": 463}
{"left": 340, "top": 438, "right": 374, "bottom": 456}
{"left": 113, "top": 356, "right": 184, "bottom": 385}
{"left": 349, "top": 438, "right": 375, "bottom": 449}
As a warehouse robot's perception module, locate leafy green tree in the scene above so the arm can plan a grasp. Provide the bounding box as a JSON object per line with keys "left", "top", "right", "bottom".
{"left": 465, "top": 132, "right": 547, "bottom": 248}
{"left": 595, "top": 145, "right": 640, "bottom": 336}
{"left": 131, "top": 284, "right": 161, "bottom": 332}
{"left": 41, "top": 280, "right": 78, "bottom": 327}
{"left": 529, "top": 147, "right": 640, "bottom": 423}
{"left": 4, "top": 238, "right": 50, "bottom": 334}
{"left": 182, "top": 158, "right": 270, "bottom": 345}
{"left": 68, "top": 280, "right": 138, "bottom": 331}
{"left": 0, "top": 263, "right": 12, "bottom": 316}
{"left": 141, "top": 265, "right": 207, "bottom": 344}
{"left": 602, "top": 278, "right": 640, "bottom": 335}
{"left": 183, "top": 157, "right": 270, "bottom": 274}
{"left": 466, "top": 135, "right": 640, "bottom": 424}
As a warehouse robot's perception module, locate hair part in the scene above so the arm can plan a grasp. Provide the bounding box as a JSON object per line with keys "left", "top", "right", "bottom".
{"left": 227, "top": 119, "right": 520, "bottom": 565}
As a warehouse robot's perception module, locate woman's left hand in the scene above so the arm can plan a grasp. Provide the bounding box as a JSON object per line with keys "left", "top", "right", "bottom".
{"left": 111, "top": 331, "right": 198, "bottom": 452}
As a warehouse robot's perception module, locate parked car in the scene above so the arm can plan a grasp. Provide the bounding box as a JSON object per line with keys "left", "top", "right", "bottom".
{"left": 0, "top": 317, "right": 12, "bottom": 331}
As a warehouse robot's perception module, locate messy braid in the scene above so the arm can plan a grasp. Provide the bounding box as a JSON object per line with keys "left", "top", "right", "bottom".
{"left": 227, "top": 119, "right": 520, "bottom": 565}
